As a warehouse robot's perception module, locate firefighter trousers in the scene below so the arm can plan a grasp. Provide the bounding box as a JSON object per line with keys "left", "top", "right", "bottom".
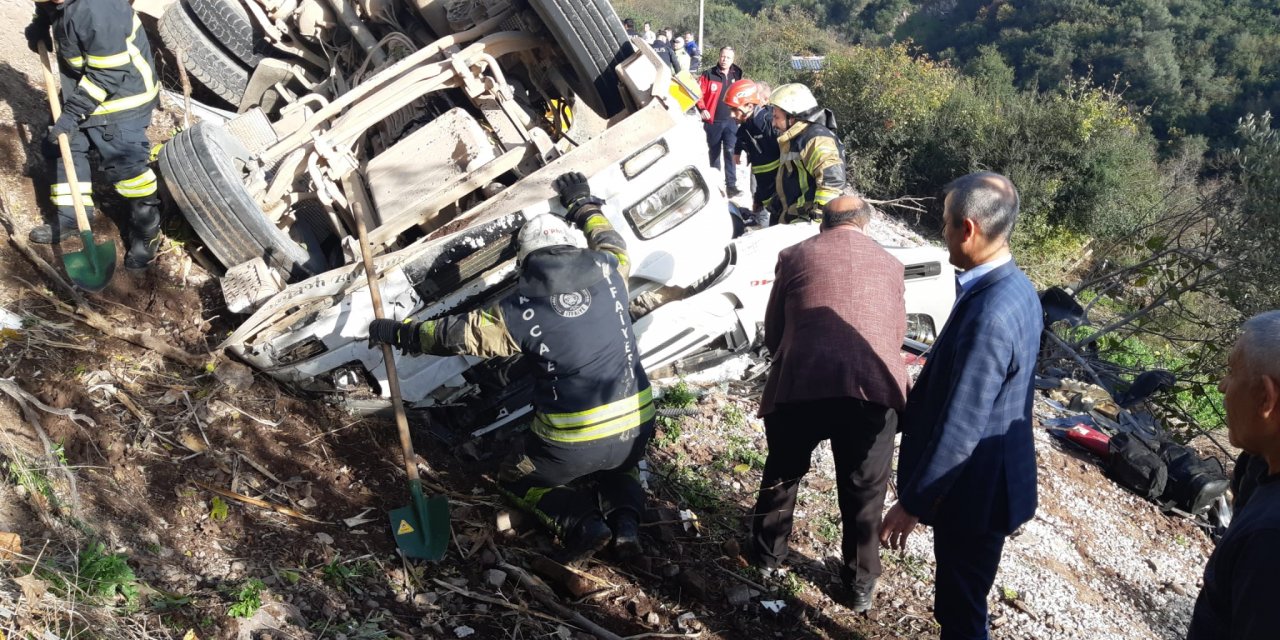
{"left": 49, "top": 112, "right": 156, "bottom": 231}
{"left": 498, "top": 421, "right": 654, "bottom": 539}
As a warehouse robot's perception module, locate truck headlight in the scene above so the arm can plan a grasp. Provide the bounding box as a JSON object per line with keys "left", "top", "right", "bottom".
{"left": 906, "top": 314, "right": 937, "bottom": 345}
{"left": 626, "top": 167, "right": 708, "bottom": 239}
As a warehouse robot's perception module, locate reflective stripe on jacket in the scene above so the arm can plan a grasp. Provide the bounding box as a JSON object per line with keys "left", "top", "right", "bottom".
{"left": 776, "top": 121, "right": 846, "bottom": 223}
{"left": 52, "top": 0, "right": 159, "bottom": 127}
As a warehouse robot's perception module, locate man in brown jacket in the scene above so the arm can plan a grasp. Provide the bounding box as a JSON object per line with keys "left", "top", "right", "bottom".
{"left": 749, "top": 195, "right": 908, "bottom": 613}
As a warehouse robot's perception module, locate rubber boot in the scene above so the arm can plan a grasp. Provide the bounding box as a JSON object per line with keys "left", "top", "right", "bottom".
{"left": 28, "top": 217, "right": 79, "bottom": 244}
{"left": 610, "top": 509, "right": 642, "bottom": 560}
{"left": 124, "top": 198, "right": 162, "bottom": 271}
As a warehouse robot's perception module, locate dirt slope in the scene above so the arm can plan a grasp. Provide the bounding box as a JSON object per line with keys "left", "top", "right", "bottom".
{"left": 0, "top": 3, "right": 1218, "bottom": 639}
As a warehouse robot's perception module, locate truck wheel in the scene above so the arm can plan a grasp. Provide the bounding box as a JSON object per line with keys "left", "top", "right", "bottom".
{"left": 158, "top": 1, "right": 249, "bottom": 107}
{"left": 184, "top": 0, "right": 264, "bottom": 68}
{"left": 528, "top": 0, "right": 629, "bottom": 117}
{"left": 158, "top": 121, "right": 330, "bottom": 279}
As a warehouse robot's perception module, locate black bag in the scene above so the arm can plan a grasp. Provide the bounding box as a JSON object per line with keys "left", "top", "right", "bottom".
{"left": 1159, "top": 443, "right": 1230, "bottom": 514}
{"left": 1106, "top": 433, "right": 1167, "bottom": 500}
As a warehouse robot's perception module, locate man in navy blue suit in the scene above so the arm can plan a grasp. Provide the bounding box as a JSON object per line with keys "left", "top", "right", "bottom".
{"left": 880, "top": 172, "right": 1043, "bottom": 640}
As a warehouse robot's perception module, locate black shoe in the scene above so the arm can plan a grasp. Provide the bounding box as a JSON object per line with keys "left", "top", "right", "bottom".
{"left": 124, "top": 198, "right": 162, "bottom": 271}
{"left": 28, "top": 222, "right": 78, "bottom": 244}
{"left": 845, "top": 576, "right": 876, "bottom": 614}
{"left": 727, "top": 186, "right": 745, "bottom": 198}
{"left": 564, "top": 516, "right": 612, "bottom": 561}
{"left": 611, "top": 511, "right": 642, "bottom": 560}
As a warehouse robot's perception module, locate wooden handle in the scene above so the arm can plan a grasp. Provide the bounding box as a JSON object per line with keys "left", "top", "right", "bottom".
{"left": 37, "top": 43, "right": 91, "bottom": 234}
{"left": 346, "top": 176, "right": 421, "bottom": 483}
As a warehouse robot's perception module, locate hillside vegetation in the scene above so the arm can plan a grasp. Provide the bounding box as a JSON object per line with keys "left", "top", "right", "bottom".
{"left": 618, "top": 0, "right": 1280, "bottom": 433}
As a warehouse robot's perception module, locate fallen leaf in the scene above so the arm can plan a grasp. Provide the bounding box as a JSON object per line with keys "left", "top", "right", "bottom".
{"left": 733, "top": 463, "right": 750, "bottom": 474}
{"left": 315, "top": 532, "right": 334, "bottom": 545}
{"left": 179, "top": 432, "right": 207, "bottom": 453}
{"left": 14, "top": 574, "right": 47, "bottom": 603}
{"left": 343, "top": 508, "right": 378, "bottom": 528}
{"left": 0, "top": 532, "right": 21, "bottom": 561}
{"left": 181, "top": 631, "right": 199, "bottom": 640}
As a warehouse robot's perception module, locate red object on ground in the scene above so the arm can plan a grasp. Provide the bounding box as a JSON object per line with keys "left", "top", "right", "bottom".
{"left": 1065, "top": 424, "right": 1112, "bottom": 458}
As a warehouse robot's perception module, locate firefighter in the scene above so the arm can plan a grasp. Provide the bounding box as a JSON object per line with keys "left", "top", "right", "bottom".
{"left": 726, "top": 79, "right": 780, "bottom": 225}
{"left": 24, "top": 0, "right": 163, "bottom": 271}
{"left": 367, "top": 173, "right": 654, "bottom": 560}
{"left": 769, "top": 83, "right": 847, "bottom": 225}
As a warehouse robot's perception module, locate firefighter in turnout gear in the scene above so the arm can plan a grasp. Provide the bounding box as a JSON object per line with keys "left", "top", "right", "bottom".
{"left": 368, "top": 173, "right": 655, "bottom": 560}
{"left": 769, "top": 83, "right": 847, "bottom": 225}
{"left": 25, "top": 0, "right": 163, "bottom": 270}
{"left": 725, "top": 80, "right": 781, "bottom": 224}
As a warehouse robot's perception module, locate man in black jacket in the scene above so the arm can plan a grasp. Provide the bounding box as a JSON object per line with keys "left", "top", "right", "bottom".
{"left": 649, "top": 32, "right": 676, "bottom": 72}
{"left": 24, "top": 0, "right": 163, "bottom": 270}
{"left": 368, "top": 173, "right": 654, "bottom": 560}
{"left": 1188, "top": 310, "right": 1280, "bottom": 640}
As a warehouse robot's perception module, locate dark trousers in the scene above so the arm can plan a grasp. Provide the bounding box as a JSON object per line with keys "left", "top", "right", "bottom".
{"left": 50, "top": 113, "right": 156, "bottom": 231}
{"left": 704, "top": 119, "right": 738, "bottom": 190}
{"left": 749, "top": 398, "right": 896, "bottom": 586}
{"left": 932, "top": 525, "right": 1007, "bottom": 640}
{"left": 498, "top": 422, "right": 653, "bottom": 538}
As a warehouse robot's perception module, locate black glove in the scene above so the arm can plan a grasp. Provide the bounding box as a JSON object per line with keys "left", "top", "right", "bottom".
{"left": 48, "top": 111, "right": 79, "bottom": 144}
{"left": 552, "top": 172, "right": 604, "bottom": 226}
{"left": 367, "top": 319, "right": 423, "bottom": 355}
{"left": 24, "top": 19, "right": 51, "bottom": 54}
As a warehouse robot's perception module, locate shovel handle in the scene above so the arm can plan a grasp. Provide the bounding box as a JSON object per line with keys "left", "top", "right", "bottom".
{"left": 346, "top": 177, "right": 422, "bottom": 484}
{"left": 37, "top": 43, "right": 92, "bottom": 235}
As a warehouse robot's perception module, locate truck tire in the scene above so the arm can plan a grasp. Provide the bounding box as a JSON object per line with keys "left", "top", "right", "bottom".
{"left": 158, "top": 1, "right": 249, "bottom": 107}
{"left": 184, "top": 0, "right": 263, "bottom": 68}
{"left": 158, "top": 121, "right": 324, "bottom": 278}
{"left": 528, "top": 0, "right": 629, "bottom": 117}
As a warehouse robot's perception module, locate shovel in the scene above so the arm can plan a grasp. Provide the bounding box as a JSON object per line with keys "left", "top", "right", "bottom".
{"left": 37, "top": 43, "right": 115, "bottom": 292}
{"left": 349, "top": 184, "right": 449, "bottom": 560}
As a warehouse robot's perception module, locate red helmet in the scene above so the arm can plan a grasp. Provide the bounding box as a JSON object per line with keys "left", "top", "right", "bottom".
{"left": 723, "top": 79, "right": 764, "bottom": 110}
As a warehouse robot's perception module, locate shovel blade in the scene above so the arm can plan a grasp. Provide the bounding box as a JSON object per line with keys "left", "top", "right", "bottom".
{"left": 63, "top": 230, "right": 116, "bottom": 292}
{"left": 389, "top": 480, "right": 449, "bottom": 560}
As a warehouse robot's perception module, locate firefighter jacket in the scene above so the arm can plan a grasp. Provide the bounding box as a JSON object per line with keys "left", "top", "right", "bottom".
{"left": 412, "top": 209, "right": 654, "bottom": 445}
{"left": 39, "top": 0, "right": 160, "bottom": 128}
{"left": 776, "top": 119, "right": 846, "bottom": 224}
{"left": 735, "top": 105, "right": 780, "bottom": 207}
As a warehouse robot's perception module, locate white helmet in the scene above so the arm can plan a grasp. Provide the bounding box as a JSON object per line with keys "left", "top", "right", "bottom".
{"left": 769, "top": 83, "right": 820, "bottom": 121}
{"left": 517, "top": 214, "right": 584, "bottom": 264}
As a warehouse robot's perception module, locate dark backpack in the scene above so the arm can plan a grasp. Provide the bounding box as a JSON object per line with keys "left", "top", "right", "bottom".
{"left": 1106, "top": 433, "right": 1167, "bottom": 500}
{"left": 1159, "top": 443, "right": 1229, "bottom": 514}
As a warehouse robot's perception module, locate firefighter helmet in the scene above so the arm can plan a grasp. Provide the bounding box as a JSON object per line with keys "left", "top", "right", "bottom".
{"left": 517, "top": 214, "right": 585, "bottom": 264}
{"left": 723, "top": 79, "right": 765, "bottom": 109}
{"left": 769, "top": 83, "right": 820, "bottom": 120}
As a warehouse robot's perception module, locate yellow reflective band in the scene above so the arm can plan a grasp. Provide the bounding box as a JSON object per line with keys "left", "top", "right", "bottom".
{"left": 51, "top": 194, "right": 94, "bottom": 207}
{"left": 149, "top": 143, "right": 164, "bottom": 162}
{"left": 814, "top": 188, "right": 840, "bottom": 205}
{"left": 78, "top": 77, "right": 107, "bottom": 101}
{"left": 116, "top": 183, "right": 157, "bottom": 198}
{"left": 116, "top": 170, "right": 156, "bottom": 188}
{"left": 87, "top": 51, "right": 131, "bottom": 69}
{"left": 64, "top": 55, "right": 84, "bottom": 68}
{"left": 752, "top": 160, "right": 779, "bottom": 174}
{"left": 90, "top": 83, "right": 158, "bottom": 116}
{"left": 538, "top": 387, "right": 654, "bottom": 428}
{"left": 532, "top": 388, "right": 656, "bottom": 443}
{"left": 583, "top": 214, "right": 609, "bottom": 233}
{"left": 534, "top": 403, "right": 656, "bottom": 443}
{"left": 51, "top": 182, "right": 93, "bottom": 196}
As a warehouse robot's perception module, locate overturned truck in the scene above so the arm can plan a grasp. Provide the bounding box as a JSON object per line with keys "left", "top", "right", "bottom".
{"left": 152, "top": 0, "right": 957, "bottom": 441}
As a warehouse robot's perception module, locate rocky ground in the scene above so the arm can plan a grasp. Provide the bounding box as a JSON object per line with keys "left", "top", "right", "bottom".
{"left": 0, "top": 3, "right": 1227, "bottom": 639}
